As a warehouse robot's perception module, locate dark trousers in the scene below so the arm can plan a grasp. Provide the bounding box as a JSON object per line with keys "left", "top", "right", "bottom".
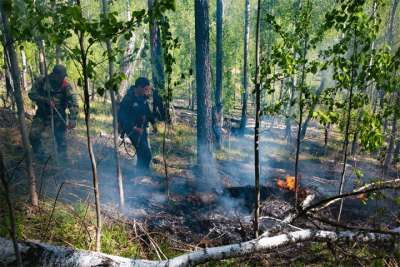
{"left": 30, "top": 116, "right": 67, "bottom": 160}
{"left": 129, "top": 129, "right": 152, "bottom": 171}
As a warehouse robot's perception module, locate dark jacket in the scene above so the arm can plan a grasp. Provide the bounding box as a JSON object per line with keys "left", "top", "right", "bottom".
{"left": 28, "top": 76, "right": 78, "bottom": 122}
{"left": 118, "top": 87, "right": 155, "bottom": 137}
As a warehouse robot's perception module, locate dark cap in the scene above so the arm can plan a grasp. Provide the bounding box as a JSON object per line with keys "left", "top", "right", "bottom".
{"left": 52, "top": 64, "right": 67, "bottom": 77}
{"left": 134, "top": 77, "right": 150, "bottom": 88}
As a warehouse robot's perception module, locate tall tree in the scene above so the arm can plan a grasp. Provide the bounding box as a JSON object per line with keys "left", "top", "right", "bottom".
{"left": 0, "top": 150, "right": 22, "bottom": 267}
{"left": 239, "top": 0, "right": 250, "bottom": 134}
{"left": 294, "top": 0, "right": 311, "bottom": 207}
{"left": 149, "top": 0, "right": 167, "bottom": 122}
{"left": 195, "top": 0, "right": 214, "bottom": 172}
{"left": 75, "top": 0, "right": 102, "bottom": 251}
{"left": 102, "top": 0, "right": 124, "bottom": 209}
{"left": 253, "top": 0, "right": 262, "bottom": 238}
{"left": 337, "top": 35, "right": 356, "bottom": 222}
{"left": 1, "top": 2, "right": 39, "bottom": 207}
{"left": 3, "top": 53, "right": 15, "bottom": 110}
{"left": 118, "top": 0, "right": 137, "bottom": 99}
{"left": 20, "top": 48, "right": 27, "bottom": 91}
{"left": 36, "top": 40, "right": 46, "bottom": 76}
{"left": 213, "top": 0, "right": 224, "bottom": 149}
{"left": 384, "top": 0, "right": 399, "bottom": 170}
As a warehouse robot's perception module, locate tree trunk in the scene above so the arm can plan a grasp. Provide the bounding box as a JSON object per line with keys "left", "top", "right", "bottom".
{"left": 76, "top": 0, "right": 101, "bottom": 252}
{"left": 239, "top": 0, "right": 250, "bottom": 134}
{"left": 386, "top": 0, "right": 399, "bottom": 45}
{"left": 279, "top": 79, "right": 284, "bottom": 102}
{"left": 55, "top": 45, "right": 62, "bottom": 64}
{"left": 337, "top": 34, "right": 357, "bottom": 222}
{"left": 3, "top": 52, "right": 15, "bottom": 110}
{"left": 190, "top": 32, "right": 196, "bottom": 111}
{"left": 195, "top": 0, "right": 214, "bottom": 172}
{"left": 149, "top": 0, "right": 167, "bottom": 122}
{"left": 294, "top": 35, "right": 309, "bottom": 208}
{"left": 28, "top": 64, "right": 35, "bottom": 84}
{"left": 1, "top": 4, "right": 39, "bottom": 207}
{"left": 37, "top": 40, "right": 46, "bottom": 76}
{"left": 213, "top": 0, "right": 224, "bottom": 149}
{"left": 20, "top": 48, "right": 27, "bottom": 91}
{"left": 90, "top": 79, "right": 95, "bottom": 101}
{"left": 1, "top": 228, "right": 398, "bottom": 267}
{"left": 253, "top": 0, "right": 262, "bottom": 238}
{"left": 0, "top": 150, "right": 22, "bottom": 267}
{"left": 118, "top": 0, "right": 136, "bottom": 100}
{"left": 300, "top": 77, "right": 325, "bottom": 141}
{"left": 102, "top": 0, "right": 124, "bottom": 209}
{"left": 383, "top": 0, "right": 399, "bottom": 171}
{"left": 384, "top": 92, "right": 399, "bottom": 170}
{"left": 191, "top": 77, "right": 196, "bottom": 111}
{"left": 351, "top": 127, "right": 359, "bottom": 155}
{"left": 119, "top": 35, "right": 146, "bottom": 96}
{"left": 394, "top": 138, "right": 400, "bottom": 165}
{"left": 149, "top": 0, "right": 165, "bottom": 92}
{"left": 285, "top": 78, "right": 296, "bottom": 143}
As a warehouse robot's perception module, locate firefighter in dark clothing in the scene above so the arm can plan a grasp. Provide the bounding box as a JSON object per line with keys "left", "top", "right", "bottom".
{"left": 118, "top": 77, "right": 158, "bottom": 173}
{"left": 29, "top": 64, "right": 78, "bottom": 162}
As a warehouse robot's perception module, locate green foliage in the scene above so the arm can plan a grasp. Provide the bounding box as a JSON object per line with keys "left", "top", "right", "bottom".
{"left": 358, "top": 110, "right": 383, "bottom": 151}
{"left": 101, "top": 72, "right": 126, "bottom": 96}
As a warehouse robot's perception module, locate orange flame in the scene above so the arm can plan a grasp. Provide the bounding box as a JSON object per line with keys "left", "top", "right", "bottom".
{"left": 285, "top": 176, "right": 295, "bottom": 191}
{"left": 276, "top": 175, "right": 296, "bottom": 192}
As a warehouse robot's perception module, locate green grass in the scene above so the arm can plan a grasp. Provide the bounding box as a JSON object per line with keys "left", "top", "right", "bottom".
{"left": 75, "top": 100, "right": 114, "bottom": 136}
{"left": 0, "top": 198, "right": 139, "bottom": 258}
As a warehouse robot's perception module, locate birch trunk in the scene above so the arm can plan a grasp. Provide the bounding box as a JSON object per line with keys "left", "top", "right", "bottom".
{"left": 76, "top": 0, "right": 102, "bottom": 251}
{"left": 337, "top": 33, "right": 357, "bottom": 222}
{"left": 1, "top": 227, "right": 398, "bottom": 267}
{"left": 118, "top": 0, "right": 137, "bottom": 99}
{"left": 20, "top": 48, "right": 27, "bottom": 91}
{"left": 253, "top": 0, "right": 261, "bottom": 238}
{"left": 102, "top": 0, "right": 125, "bottom": 209}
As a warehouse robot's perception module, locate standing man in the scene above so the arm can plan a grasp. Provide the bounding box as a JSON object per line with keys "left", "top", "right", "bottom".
{"left": 118, "top": 77, "right": 158, "bottom": 174}
{"left": 29, "top": 64, "right": 78, "bottom": 162}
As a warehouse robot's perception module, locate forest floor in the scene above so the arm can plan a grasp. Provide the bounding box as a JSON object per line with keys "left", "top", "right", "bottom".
{"left": 0, "top": 102, "right": 399, "bottom": 265}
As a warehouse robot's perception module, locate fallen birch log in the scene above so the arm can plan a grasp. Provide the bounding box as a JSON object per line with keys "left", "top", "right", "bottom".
{"left": 1, "top": 227, "right": 399, "bottom": 267}
{"left": 303, "top": 178, "right": 400, "bottom": 213}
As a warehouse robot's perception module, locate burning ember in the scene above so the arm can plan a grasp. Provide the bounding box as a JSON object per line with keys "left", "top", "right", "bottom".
{"left": 276, "top": 175, "right": 296, "bottom": 191}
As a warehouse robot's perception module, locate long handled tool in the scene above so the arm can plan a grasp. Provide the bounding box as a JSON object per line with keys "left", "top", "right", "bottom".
{"left": 53, "top": 105, "right": 67, "bottom": 126}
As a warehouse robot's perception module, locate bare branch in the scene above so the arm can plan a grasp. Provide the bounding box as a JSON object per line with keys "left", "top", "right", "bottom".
{"left": 303, "top": 178, "right": 400, "bottom": 214}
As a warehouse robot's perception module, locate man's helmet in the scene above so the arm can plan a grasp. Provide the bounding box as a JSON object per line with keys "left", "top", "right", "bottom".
{"left": 52, "top": 64, "right": 67, "bottom": 78}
